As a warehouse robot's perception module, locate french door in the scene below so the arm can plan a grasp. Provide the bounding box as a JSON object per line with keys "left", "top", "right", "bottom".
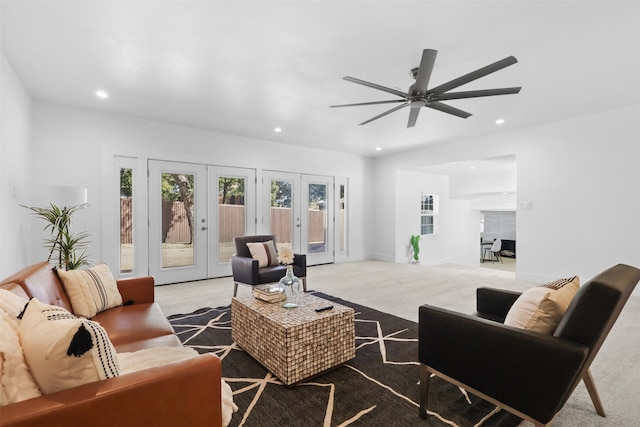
{"left": 148, "top": 160, "right": 208, "bottom": 285}
{"left": 208, "top": 166, "right": 256, "bottom": 277}
{"left": 263, "top": 171, "right": 334, "bottom": 266}
{"left": 149, "top": 161, "right": 256, "bottom": 284}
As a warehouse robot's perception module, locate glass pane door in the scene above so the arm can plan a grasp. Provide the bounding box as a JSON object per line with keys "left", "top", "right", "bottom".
{"left": 148, "top": 160, "right": 207, "bottom": 284}
{"left": 302, "top": 175, "right": 334, "bottom": 265}
{"left": 263, "top": 171, "right": 334, "bottom": 265}
{"left": 208, "top": 166, "right": 256, "bottom": 277}
{"left": 160, "top": 171, "right": 195, "bottom": 268}
{"left": 263, "top": 171, "right": 300, "bottom": 253}
{"left": 307, "top": 183, "right": 327, "bottom": 253}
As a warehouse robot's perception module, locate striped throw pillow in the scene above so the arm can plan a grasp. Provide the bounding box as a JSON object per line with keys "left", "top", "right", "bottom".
{"left": 19, "top": 298, "right": 119, "bottom": 394}
{"left": 246, "top": 240, "right": 279, "bottom": 267}
{"left": 57, "top": 263, "right": 122, "bottom": 318}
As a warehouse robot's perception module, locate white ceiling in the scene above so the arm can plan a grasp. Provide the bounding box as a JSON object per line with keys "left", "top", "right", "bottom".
{"left": 2, "top": 1, "right": 639, "bottom": 158}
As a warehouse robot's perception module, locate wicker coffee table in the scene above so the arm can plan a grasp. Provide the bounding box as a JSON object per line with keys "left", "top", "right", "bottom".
{"left": 231, "top": 293, "right": 355, "bottom": 385}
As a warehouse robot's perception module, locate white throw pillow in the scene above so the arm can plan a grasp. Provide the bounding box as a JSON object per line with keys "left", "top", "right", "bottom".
{"left": 504, "top": 276, "right": 580, "bottom": 334}
{"left": 0, "top": 308, "right": 42, "bottom": 405}
{"left": 19, "top": 298, "right": 120, "bottom": 395}
{"left": 246, "top": 240, "right": 279, "bottom": 267}
{"left": 0, "top": 289, "right": 41, "bottom": 405}
{"left": 0, "top": 289, "right": 28, "bottom": 319}
{"left": 57, "top": 263, "right": 123, "bottom": 318}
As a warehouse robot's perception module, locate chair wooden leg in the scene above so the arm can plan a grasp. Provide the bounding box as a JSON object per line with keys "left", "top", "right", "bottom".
{"left": 233, "top": 282, "right": 239, "bottom": 297}
{"left": 419, "top": 364, "right": 431, "bottom": 419}
{"left": 583, "top": 368, "right": 606, "bottom": 417}
{"left": 302, "top": 277, "right": 307, "bottom": 292}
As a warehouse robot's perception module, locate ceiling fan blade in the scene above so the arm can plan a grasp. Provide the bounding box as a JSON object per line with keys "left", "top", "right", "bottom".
{"left": 413, "top": 49, "right": 437, "bottom": 95}
{"left": 407, "top": 107, "right": 421, "bottom": 128}
{"left": 435, "top": 87, "right": 521, "bottom": 101}
{"left": 429, "top": 56, "right": 518, "bottom": 95}
{"left": 343, "top": 76, "right": 408, "bottom": 99}
{"left": 359, "top": 103, "right": 409, "bottom": 125}
{"left": 427, "top": 101, "right": 472, "bottom": 119}
{"left": 330, "top": 99, "right": 406, "bottom": 108}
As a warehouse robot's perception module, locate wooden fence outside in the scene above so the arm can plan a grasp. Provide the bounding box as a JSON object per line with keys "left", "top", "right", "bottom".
{"left": 120, "top": 198, "right": 133, "bottom": 244}
{"left": 120, "top": 199, "right": 327, "bottom": 245}
{"left": 162, "top": 201, "right": 192, "bottom": 243}
{"left": 219, "top": 204, "right": 246, "bottom": 242}
{"left": 263, "top": 207, "right": 327, "bottom": 244}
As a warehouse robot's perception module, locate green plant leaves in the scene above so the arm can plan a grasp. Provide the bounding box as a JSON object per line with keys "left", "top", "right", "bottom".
{"left": 22, "top": 202, "right": 91, "bottom": 270}
{"left": 410, "top": 234, "right": 420, "bottom": 261}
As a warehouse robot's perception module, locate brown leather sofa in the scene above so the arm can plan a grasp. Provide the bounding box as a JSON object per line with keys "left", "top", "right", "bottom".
{"left": 0, "top": 261, "right": 223, "bottom": 427}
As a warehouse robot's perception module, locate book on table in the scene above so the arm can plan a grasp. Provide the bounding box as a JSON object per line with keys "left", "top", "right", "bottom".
{"left": 253, "top": 285, "right": 286, "bottom": 303}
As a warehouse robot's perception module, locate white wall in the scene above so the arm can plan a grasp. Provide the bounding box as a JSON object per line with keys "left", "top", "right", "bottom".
{"left": 447, "top": 199, "right": 483, "bottom": 266}
{"left": 371, "top": 160, "right": 397, "bottom": 262}
{"left": 516, "top": 105, "right": 640, "bottom": 283}
{"left": 29, "top": 101, "right": 374, "bottom": 276}
{"left": 373, "top": 131, "right": 516, "bottom": 265}
{"left": 394, "top": 170, "right": 480, "bottom": 267}
{"left": 395, "top": 170, "right": 444, "bottom": 265}
{"left": 395, "top": 170, "right": 446, "bottom": 264}
{"left": 0, "top": 52, "right": 32, "bottom": 279}
{"left": 375, "top": 104, "right": 640, "bottom": 286}
{"left": 449, "top": 166, "right": 516, "bottom": 199}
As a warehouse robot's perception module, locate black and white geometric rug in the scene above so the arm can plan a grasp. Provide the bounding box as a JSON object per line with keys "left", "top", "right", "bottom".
{"left": 168, "top": 292, "right": 522, "bottom": 427}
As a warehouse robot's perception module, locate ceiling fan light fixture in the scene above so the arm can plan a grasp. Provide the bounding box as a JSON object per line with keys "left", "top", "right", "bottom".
{"left": 332, "top": 49, "right": 521, "bottom": 128}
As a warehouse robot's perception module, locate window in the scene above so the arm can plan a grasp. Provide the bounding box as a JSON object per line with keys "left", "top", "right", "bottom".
{"left": 420, "top": 193, "right": 438, "bottom": 235}
{"left": 338, "top": 179, "right": 348, "bottom": 253}
{"left": 119, "top": 168, "right": 133, "bottom": 273}
{"left": 115, "top": 155, "right": 137, "bottom": 277}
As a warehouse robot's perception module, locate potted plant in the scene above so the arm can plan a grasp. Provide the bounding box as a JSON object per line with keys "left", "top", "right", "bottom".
{"left": 23, "top": 202, "right": 91, "bottom": 270}
{"left": 410, "top": 234, "right": 420, "bottom": 263}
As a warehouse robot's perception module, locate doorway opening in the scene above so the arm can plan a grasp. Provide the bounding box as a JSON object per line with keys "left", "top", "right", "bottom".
{"left": 480, "top": 210, "right": 516, "bottom": 272}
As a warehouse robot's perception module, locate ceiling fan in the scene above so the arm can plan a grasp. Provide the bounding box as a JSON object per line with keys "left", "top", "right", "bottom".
{"left": 330, "top": 49, "right": 521, "bottom": 128}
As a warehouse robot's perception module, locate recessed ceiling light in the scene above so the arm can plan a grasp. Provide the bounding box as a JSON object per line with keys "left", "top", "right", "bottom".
{"left": 470, "top": 166, "right": 476, "bottom": 170}
{"left": 495, "top": 118, "right": 505, "bottom": 125}
{"left": 96, "top": 90, "right": 109, "bottom": 99}
{"left": 375, "top": 147, "right": 382, "bottom": 151}
{"left": 274, "top": 127, "right": 282, "bottom": 133}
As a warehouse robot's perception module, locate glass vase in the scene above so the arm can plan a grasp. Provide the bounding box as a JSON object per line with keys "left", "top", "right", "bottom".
{"left": 279, "top": 264, "right": 301, "bottom": 309}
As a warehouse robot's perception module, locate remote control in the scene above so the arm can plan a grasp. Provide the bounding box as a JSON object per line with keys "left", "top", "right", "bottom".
{"left": 315, "top": 305, "right": 334, "bottom": 312}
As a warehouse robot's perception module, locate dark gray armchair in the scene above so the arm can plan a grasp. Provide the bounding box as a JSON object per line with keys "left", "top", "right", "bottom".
{"left": 230, "top": 234, "right": 307, "bottom": 297}
{"left": 418, "top": 264, "right": 640, "bottom": 426}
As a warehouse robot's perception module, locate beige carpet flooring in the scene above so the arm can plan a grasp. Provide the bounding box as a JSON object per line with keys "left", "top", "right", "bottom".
{"left": 156, "top": 260, "right": 640, "bottom": 427}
